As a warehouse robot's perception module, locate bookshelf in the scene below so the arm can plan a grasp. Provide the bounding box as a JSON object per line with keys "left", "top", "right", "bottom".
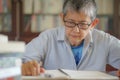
{"left": 0, "top": 0, "right": 12, "bottom": 33}
{"left": 18, "top": 0, "right": 63, "bottom": 43}
{"left": 95, "top": 0, "right": 114, "bottom": 33}
{"left": 0, "top": 0, "right": 19, "bottom": 40}
{"left": 113, "top": 0, "right": 120, "bottom": 39}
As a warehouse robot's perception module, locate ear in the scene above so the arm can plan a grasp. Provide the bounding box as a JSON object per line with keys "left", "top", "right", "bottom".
{"left": 59, "top": 13, "right": 64, "bottom": 21}
{"left": 59, "top": 13, "right": 64, "bottom": 25}
{"left": 90, "top": 18, "right": 99, "bottom": 29}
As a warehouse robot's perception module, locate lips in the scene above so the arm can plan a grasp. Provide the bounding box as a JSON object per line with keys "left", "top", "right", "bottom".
{"left": 71, "top": 35, "right": 81, "bottom": 38}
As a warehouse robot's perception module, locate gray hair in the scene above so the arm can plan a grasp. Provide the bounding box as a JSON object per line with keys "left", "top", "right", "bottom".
{"left": 63, "top": 0, "right": 97, "bottom": 20}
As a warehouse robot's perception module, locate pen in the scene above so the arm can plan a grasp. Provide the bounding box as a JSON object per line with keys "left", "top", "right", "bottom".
{"left": 40, "top": 73, "right": 53, "bottom": 78}
{"left": 58, "top": 69, "right": 70, "bottom": 77}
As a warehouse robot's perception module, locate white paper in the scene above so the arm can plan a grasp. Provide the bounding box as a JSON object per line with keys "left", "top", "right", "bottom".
{"left": 22, "top": 69, "right": 119, "bottom": 80}
{"left": 62, "top": 69, "right": 119, "bottom": 79}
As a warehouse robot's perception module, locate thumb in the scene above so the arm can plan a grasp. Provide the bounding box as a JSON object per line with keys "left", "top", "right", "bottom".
{"left": 40, "top": 67, "right": 45, "bottom": 73}
{"left": 116, "top": 70, "right": 120, "bottom": 77}
{"left": 39, "top": 61, "right": 45, "bottom": 73}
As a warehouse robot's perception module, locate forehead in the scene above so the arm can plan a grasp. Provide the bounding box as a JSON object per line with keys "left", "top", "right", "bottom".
{"left": 65, "top": 10, "right": 91, "bottom": 22}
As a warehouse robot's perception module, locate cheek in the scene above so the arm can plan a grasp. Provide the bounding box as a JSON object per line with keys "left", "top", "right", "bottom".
{"left": 81, "top": 31, "right": 88, "bottom": 38}
{"left": 65, "top": 28, "right": 72, "bottom": 37}
{"left": 77, "top": 31, "right": 87, "bottom": 40}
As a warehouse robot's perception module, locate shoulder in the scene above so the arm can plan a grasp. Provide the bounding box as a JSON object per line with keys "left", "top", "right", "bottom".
{"left": 92, "top": 29, "right": 118, "bottom": 42}
{"left": 91, "top": 29, "right": 120, "bottom": 47}
{"left": 37, "top": 27, "right": 64, "bottom": 40}
{"left": 27, "top": 27, "right": 64, "bottom": 46}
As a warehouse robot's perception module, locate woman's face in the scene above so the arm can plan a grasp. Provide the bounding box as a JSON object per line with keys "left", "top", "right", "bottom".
{"left": 61, "top": 11, "right": 95, "bottom": 46}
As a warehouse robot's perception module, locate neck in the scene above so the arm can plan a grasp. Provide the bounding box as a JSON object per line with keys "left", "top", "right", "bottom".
{"left": 70, "top": 40, "right": 83, "bottom": 47}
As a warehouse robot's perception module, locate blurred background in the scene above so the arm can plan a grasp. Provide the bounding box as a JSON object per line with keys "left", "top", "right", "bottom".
{"left": 0, "top": 0, "right": 120, "bottom": 43}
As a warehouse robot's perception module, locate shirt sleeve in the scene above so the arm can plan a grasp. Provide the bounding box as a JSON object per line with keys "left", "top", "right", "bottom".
{"left": 22, "top": 32, "right": 48, "bottom": 63}
{"left": 108, "top": 36, "right": 120, "bottom": 69}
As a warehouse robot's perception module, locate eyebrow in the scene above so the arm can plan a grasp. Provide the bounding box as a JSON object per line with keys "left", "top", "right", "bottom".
{"left": 66, "top": 19, "right": 88, "bottom": 23}
{"left": 65, "top": 17, "right": 88, "bottom": 21}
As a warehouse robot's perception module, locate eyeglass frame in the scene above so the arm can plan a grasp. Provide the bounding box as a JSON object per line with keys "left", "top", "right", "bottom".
{"left": 63, "top": 17, "right": 92, "bottom": 30}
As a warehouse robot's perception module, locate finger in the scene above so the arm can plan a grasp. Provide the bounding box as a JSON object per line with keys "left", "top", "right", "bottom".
{"left": 40, "top": 67, "right": 45, "bottom": 73}
{"left": 32, "top": 60, "right": 40, "bottom": 75}
{"left": 27, "top": 61, "right": 38, "bottom": 76}
{"left": 23, "top": 63, "right": 28, "bottom": 75}
{"left": 37, "top": 64, "right": 40, "bottom": 75}
{"left": 117, "top": 70, "right": 120, "bottom": 77}
{"left": 24, "top": 64, "right": 29, "bottom": 76}
{"left": 32, "top": 60, "right": 38, "bottom": 67}
{"left": 24, "top": 63, "right": 31, "bottom": 76}
{"left": 32, "top": 67, "right": 37, "bottom": 76}
{"left": 21, "top": 64, "right": 25, "bottom": 75}
{"left": 25, "top": 62, "right": 33, "bottom": 75}
{"left": 32, "top": 63, "right": 40, "bottom": 75}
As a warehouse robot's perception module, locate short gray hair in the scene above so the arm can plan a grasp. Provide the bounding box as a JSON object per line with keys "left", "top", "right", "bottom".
{"left": 63, "top": 0, "right": 97, "bottom": 20}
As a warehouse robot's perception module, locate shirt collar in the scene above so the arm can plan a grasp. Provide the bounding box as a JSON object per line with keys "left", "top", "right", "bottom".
{"left": 84, "top": 30, "right": 93, "bottom": 44}
{"left": 57, "top": 26, "right": 66, "bottom": 41}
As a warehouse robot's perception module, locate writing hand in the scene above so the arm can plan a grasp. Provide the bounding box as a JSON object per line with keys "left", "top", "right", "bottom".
{"left": 22, "top": 60, "right": 45, "bottom": 76}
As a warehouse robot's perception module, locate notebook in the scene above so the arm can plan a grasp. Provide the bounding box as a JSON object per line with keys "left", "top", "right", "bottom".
{"left": 22, "top": 69, "right": 119, "bottom": 80}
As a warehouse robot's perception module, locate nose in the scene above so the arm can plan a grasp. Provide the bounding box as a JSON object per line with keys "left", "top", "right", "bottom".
{"left": 74, "top": 25, "right": 80, "bottom": 32}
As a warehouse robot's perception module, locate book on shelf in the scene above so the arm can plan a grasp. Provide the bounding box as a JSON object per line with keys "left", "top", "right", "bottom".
{"left": 23, "top": 0, "right": 42, "bottom": 14}
{"left": 2, "top": 0, "right": 8, "bottom": 13}
{"left": 0, "top": 16, "right": 3, "bottom": 31}
{"left": 33, "top": 0, "right": 42, "bottom": 14}
{"left": 96, "top": 17, "right": 113, "bottom": 32}
{"left": 95, "top": 0, "right": 103, "bottom": 14}
{"left": 23, "top": 0, "right": 64, "bottom": 14}
{"left": 22, "top": 69, "right": 119, "bottom": 80}
{"left": 0, "top": 15, "right": 11, "bottom": 32}
{"left": 23, "top": 0, "right": 33, "bottom": 14}
{"left": 54, "top": 16, "right": 63, "bottom": 27}
{"left": 31, "top": 15, "right": 37, "bottom": 32}
{"left": 31, "top": 15, "right": 55, "bottom": 32}
{"left": 0, "top": 0, "right": 3, "bottom": 13}
{"left": 0, "top": 0, "right": 11, "bottom": 13}
{"left": 95, "top": 0, "right": 113, "bottom": 15}
{"left": 39, "top": 15, "right": 55, "bottom": 31}
{"left": 43, "top": 0, "right": 63, "bottom": 14}
{"left": 24, "top": 16, "right": 31, "bottom": 32}
{"left": 102, "top": 0, "right": 113, "bottom": 15}
{"left": 2, "top": 14, "right": 11, "bottom": 32}
{"left": 0, "top": 14, "right": 12, "bottom": 32}
{"left": 96, "top": 17, "right": 109, "bottom": 32}
{"left": 6, "top": 0, "right": 12, "bottom": 13}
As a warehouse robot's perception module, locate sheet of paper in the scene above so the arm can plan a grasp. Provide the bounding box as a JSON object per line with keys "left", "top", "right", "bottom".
{"left": 22, "top": 69, "right": 119, "bottom": 80}
{"left": 62, "top": 69, "right": 119, "bottom": 80}
{"left": 22, "top": 70, "right": 69, "bottom": 80}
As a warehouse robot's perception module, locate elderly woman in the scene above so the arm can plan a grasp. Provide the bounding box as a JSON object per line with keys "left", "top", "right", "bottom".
{"left": 22, "top": 0, "right": 120, "bottom": 77}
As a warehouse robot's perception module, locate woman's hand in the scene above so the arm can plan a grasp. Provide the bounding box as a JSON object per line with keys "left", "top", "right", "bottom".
{"left": 116, "top": 70, "right": 120, "bottom": 77}
{"left": 22, "top": 60, "right": 45, "bottom": 76}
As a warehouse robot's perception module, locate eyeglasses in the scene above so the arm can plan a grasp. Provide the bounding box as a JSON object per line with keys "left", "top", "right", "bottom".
{"left": 63, "top": 19, "right": 92, "bottom": 30}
